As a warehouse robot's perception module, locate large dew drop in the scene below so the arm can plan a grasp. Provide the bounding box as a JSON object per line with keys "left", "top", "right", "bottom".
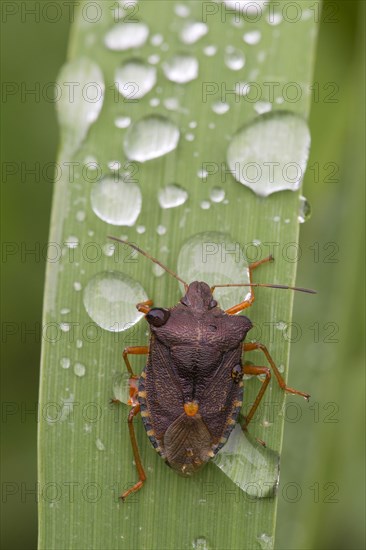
{"left": 158, "top": 184, "right": 188, "bottom": 208}
{"left": 104, "top": 22, "right": 149, "bottom": 51}
{"left": 163, "top": 54, "right": 199, "bottom": 83}
{"left": 227, "top": 112, "right": 311, "bottom": 196}
{"left": 56, "top": 58, "right": 104, "bottom": 155}
{"left": 83, "top": 271, "right": 148, "bottom": 332}
{"left": 124, "top": 115, "right": 180, "bottom": 161}
{"left": 213, "top": 425, "right": 280, "bottom": 498}
{"left": 115, "top": 59, "right": 156, "bottom": 99}
{"left": 91, "top": 176, "right": 141, "bottom": 226}
{"left": 177, "top": 232, "right": 250, "bottom": 311}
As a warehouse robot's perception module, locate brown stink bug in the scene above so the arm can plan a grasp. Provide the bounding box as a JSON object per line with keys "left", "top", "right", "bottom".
{"left": 109, "top": 237, "right": 314, "bottom": 501}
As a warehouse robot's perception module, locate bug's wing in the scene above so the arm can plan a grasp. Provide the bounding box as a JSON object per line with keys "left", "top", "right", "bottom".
{"left": 164, "top": 414, "right": 212, "bottom": 476}
{"left": 199, "top": 347, "right": 243, "bottom": 441}
{"left": 143, "top": 337, "right": 184, "bottom": 438}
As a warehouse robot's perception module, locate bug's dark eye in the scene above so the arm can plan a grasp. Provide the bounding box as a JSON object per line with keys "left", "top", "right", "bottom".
{"left": 209, "top": 299, "right": 217, "bottom": 309}
{"left": 146, "top": 308, "right": 170, "bottom": 327}
{"left": 231, "top": 364, "right": 243, "bottom": 383}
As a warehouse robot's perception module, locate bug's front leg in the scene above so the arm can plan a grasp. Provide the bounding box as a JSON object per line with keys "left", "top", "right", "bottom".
{"left": 241, "top": 341, "right": 310, "bottom": 430}
{"left": 136, "top": 299, "right": 154, "bottom": 314}
{"left": 121, "top": 404, "right": 147, "bottom": 501}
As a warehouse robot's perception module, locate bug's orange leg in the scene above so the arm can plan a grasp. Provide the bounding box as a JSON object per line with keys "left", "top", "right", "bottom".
{"left": 212, "top": 256, "right": 273, "bottom": 315}
{"left": 122, "top": 346, "right": 149, "bottom": 376}
{"left": 241, "top": 365, "right": 271, "bottom": 430}
{"left": 120, "top": 404, "right": 147, "bottom": 501}
{"left": 243, "top": 342, "right": 310, "bottom": 400}
{"left": 136, "top": 299, "right": 153, "bottom": 314}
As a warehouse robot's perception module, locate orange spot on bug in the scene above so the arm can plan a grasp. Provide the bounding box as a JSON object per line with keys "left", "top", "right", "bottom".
{"left": 184, "top": 401, "right": 199, "bottom": 417}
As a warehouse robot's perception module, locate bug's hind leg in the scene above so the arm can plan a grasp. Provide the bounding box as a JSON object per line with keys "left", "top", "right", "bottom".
{"left": 123, "top": 346, "right": 149, "bottom": 376}
{"left": 211, "top": 255, "right": 273, "bottom": 315}
{"left": 241, "top": 342, "right": 310, "bottom": 430}
{"left": 241, "top": 364, "right": 271, "bottom": 430}
{"left": 121, "top": 404, "right": 147, "bottom": 501}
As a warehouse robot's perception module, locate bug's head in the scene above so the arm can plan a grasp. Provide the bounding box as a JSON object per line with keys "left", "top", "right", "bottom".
{"left": 180, "top": 281, "right": 217, "bottom": 311}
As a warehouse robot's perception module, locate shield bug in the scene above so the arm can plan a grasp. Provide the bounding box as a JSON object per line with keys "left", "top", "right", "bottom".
{"left": 109, "top": 237, "right": 315, "bottom": 501}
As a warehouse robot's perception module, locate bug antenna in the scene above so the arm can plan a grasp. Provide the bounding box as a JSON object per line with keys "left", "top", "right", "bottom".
{"left": 212, "top": 283, "right": 317, "bottom": 294}
{"left": 108, "top": 236, "right": 188, "bottom": 288}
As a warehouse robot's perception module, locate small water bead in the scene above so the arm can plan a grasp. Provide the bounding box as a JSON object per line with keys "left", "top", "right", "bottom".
{"left": 74, "top": 362, "right": 86, "bottom": 377}
{"left": 298, "top": 195, "right": 312, "bottom": 223}
{"left": 104, "top": 22, "right": 149, "bottom": 51}
{"left": 163, "top": 54, "right": 198, "bottom": 83}
{"left": 156, "top": 225, "right": 167, "bottom": 236}
{"left": 64, "top": 236, "right": 79, "bottom": 249}
{"left": 210, "top": 187, "right": 225, "bottom": 203}
{"left": 95, "top": 438, "right": 106, "bottom": 451}
{"left": 84, "top": 155, "right": 98, "bottom": 167}
{"left": 189, "top": 121, "right": 197, "bottom": 129}
{"left": 76, "top": 210, "right": 86, "bottom": 222}
{"left": 197, "top": 168, "right": 208, "bottom": 179}
{"left": 175, "top": 3, "right": 190, "bottom": 17}
{"left": 243, "top": 30, "right": 261, "bottom": 45}
{"left": 257, "top": 50, "right": 267, "bottom": 63}
{"left": 158, "top": 184, "right": 188, "bottom": 208}
{"left": 107, "top": 160, "right": 121, "bottom": 171}
{"left": 267, "top": 11, "right": 283, "bottom": 25}
{"left": 83, "top": 271, "right": 148, "bottom": 332}
{"left": 91, "top": 176, "right": 142, "bottom": 226}
{"left": 115, "top": 60, "right": 156, "bottom": 99}
{"left": 223, "top": 0, "right": 267, "bottom": 14}
{"left": 73, "top": 281, "right": 82, "bottom": 291}
{"left": 60, "top": 357, "right": 71, "bottom": 369}
{"left": 76, "top": 339, "right": 83, "bottom": 349}
{"left": 124, "top": 115, "right": 180, "bottom": 162}
{"left": 180, "top": 21, "right": 208, "bottom": 44}
{"left": 59, "top": 394, "right": 75, "bottom": 423}
{"left": 60, "top": 307, "right": 70, "bottom": 315}
{"left": 150, "top": 33, "right": 163, "bottom": 46}
{"left": 203, "top": 45, "right": 217, "bottom": 56}
{"left": 148, "top": 54, "right": 160, "bottom": 64}
{"left": 60, "top": 323, "right": 70, "bottom": 332}
{"left": 136, "top": 225, "right": 146, "bottom": 234}
{"left": 275, "top": 321, "right": 287, "bottom": 331}
{"left": 192, "top": 538, "right": 209, "bottom": 550}
{"left": 227, "top": 111, "right": 311, "bottom": 196}
{"left": 273, "top": 215, "right": 280, "bottom": 222}
{"left": 149, "top": 98, "right": 160, "bottom": 107}
{"left": 257, "top": 533, "right": 274, "bottom": 550}
{"left": 212, "top": 101, "right": 229, "bottom": 114}
{"left": 225, "top": 47, "right": 245, "bottom": 71}
{"left": 235, "top": 82, "right": 251, "bottom": 96}
{"left": 254, "top": 101, "right": 272, "bottom": 114}
{"left": 114, "top": 116, "right": 131, "bottom": 128}
{"left": 152, "top": 264, "right": 165, "bottom": 277}
{"left": 200, "top": 200, "right": 211, "bottom": 210}
{"left": 185, "top": 133, "right": 195, "bottom": 141}
{"left": 103, "top": 243, "right": 115, "bottom": 257}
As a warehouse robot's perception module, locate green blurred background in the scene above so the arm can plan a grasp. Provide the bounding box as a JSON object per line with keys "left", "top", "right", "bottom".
{"left": 1, "top": 1, "right": 364, "bottom": 549}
